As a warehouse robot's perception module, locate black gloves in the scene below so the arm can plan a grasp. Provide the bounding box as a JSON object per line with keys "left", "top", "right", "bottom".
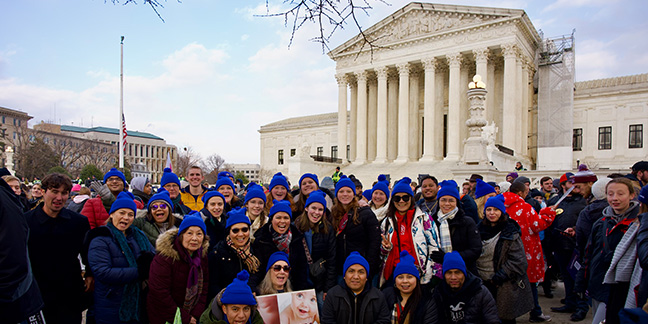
{"left": 136, "top": 251, "right": 155, "bottom": 280}
{"left": 431, "top": 250, "right": 445, "bottom": 264}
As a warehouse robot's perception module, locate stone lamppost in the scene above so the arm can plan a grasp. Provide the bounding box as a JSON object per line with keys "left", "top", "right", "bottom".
{"left": 5, "top": 145, "right": 14, "bottom": 174}
{"left": 462, "top": 75, "right": 489, "bottom": 165}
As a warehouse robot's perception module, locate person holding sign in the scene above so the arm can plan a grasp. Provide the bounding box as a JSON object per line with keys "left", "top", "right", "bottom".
{"left": 200, "top": 270, "right": 264, "bottom": 324}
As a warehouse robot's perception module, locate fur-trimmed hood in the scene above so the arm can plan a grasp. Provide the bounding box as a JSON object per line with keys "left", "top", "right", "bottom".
{"left": 155, "top": 228, "right": 210, "bottom": 260}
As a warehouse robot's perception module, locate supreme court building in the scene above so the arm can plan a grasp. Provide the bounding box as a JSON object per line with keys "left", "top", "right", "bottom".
{"left": 259, "top": 2, "right": 648, "bottom": 184}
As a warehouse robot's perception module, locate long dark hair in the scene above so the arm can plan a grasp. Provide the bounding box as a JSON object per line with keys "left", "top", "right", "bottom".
{"left": 385, "top": 193, "right": 415, "bottom": 219}
{"left": 331, "top": 196, "right": 360, "bottom": 228}
{"left": 395, "top": 278, "right": 422, "bottom": 324}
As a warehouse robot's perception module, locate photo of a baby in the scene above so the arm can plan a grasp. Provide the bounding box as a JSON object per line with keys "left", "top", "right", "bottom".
{"left": 257, "top": 289, "right": 319, "bottom": 324}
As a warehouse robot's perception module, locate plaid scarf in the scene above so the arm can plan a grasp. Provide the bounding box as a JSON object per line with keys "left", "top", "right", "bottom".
{"left": 436, "top": 207, "right": 458, "bottom": 253}
{"left": 226, "top": 236, "right": 260, "bottom": 273}
{"left": 272, "top": 228, "right": 292, "bottom": 253}
{"left": 337, "top": 212, "right": 350, "bottom": 236}
{"left": 174, "top": 237, "right": 203, "bottom": 313}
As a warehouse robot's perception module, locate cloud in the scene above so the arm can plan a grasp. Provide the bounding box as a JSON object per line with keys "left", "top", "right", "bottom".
{"left": 541, "top": 0, "right": 610, "bottom": 13}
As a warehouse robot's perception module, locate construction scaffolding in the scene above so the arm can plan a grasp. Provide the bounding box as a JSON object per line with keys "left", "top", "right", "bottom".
{"left": 536, "top": 30, "right": 576, "bottom": 170}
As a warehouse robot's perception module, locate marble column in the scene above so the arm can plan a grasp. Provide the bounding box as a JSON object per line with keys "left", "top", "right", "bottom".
{"left": 486, "top": 57, "right": 496, "bottom": 125}
{"left": 421, "top": 57, "right": 437, "bottom": 161}
{"left": 473, "top": 48, "right": 489, "bottom": 121}
{"left": 349, "top": 80, "right": 358, "bottom": 161}
{"left": 367, "top": 76, "right": 377, "bottom": 161}
{"left": 375, "top": 66, "right": 389, "bottom": 163}
{"left": 434, "top": 66, "right": 445, "bottom": 160}
{"left": 502, "top": 43, "right": 518, "bottom": 152}
{"left": 355, "top": 71, "right": 368, "bottom": 163}
{"left": 387, "top": 73, "right": 399, "bottom": 161}
{"left": 335, "top": 73, "right": 348, "bottom": 161}
{"left": 515, "top": 54, "right": 524, "bottom": 154}
{"left": 396, "top": 63, "right": 410, "bottom": 162}
{"left": 409, "top": 69, "right": 420, "bottom": 161}
{"left": 445, "top": 53, "right": 462, "bottom": 160}
{"left": 521, "top": 59, "right": 530, "bottom": 156}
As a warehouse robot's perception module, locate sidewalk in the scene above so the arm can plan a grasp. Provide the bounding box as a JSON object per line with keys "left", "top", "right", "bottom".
{"left": 537, "top": 282, "right": 594, "bottom": 324}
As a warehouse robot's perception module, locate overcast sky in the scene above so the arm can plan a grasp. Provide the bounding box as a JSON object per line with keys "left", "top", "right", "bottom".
{"left": 1, "top": 0, "right": 646, "bottom": 164}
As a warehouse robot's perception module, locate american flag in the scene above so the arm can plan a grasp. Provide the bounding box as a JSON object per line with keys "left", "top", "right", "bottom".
{"left": 121, "top": 113, "right": 127, "bottom": 152}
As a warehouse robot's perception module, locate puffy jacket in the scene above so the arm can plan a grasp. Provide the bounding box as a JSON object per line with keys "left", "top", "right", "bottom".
{"left": 379, "top": 207, "right": 438, "bottom": 286}
{"left": 321, "top": 281, "right": 390, "bottom": 324}
{"left": 81, "top": 196, "right": 144, "bottom": 229}
{"left": 546, "top": 193, "right": 586, "bottom": 251}
{"left": 87, "top": 226, "right": 153, "bottom": 324}
{"left": 332, "top": 206, "right": 382, "bottom": 278}
{"left": 432, "top": 272, "right": 499, "bottom": 324}
{"left": 575, "top": 198, "right": 608, "bottom": 256}
{"left": 207, "top": 240, "right": 257, "bottom": 302}
{"left": 383, "top": 286, "right": 437, "bottom": 323}
{"left": 503, "top": 192, "right": 555, "bottom": 282}
{"left": 181, "top": 185, "right": 208, "bottom": 211}
{"left": 147, "top": 229, "right": 210, "bottom": 324}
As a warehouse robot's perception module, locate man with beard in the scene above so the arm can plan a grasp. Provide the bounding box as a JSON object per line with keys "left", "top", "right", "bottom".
{"left": 432, "top": 251, "right": 499, "bottom": 324}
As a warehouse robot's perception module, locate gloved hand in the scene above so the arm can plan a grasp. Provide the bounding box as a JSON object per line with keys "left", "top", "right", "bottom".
{"left": 136, "top": 251, "right": 155, "bottom": 280}
{"left": 491, "top": 271, "right": 508, "bottom": 286}
{"left": 431, "top": 250, "right": 445, "bottom": 264}
{"left": 90, "top": 181, "right": 112, "bottom": 203}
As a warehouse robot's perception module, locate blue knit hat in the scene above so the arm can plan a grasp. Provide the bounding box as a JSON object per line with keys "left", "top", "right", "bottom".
{"left": 109, "top": 191, "right": 137, "bottom": 214}
{"left": 437, "top": 180, "right": 460, "bottom": 201}
{"left": 299, "top": 173, "right": 319, "bottom": 188}
{"left": 103, "top": 168, "right": 126, "bottom": 186}
{"left": 378, "top": 174, "right": 388, "bottom": 183}
{"left": 215, "top": 176, "right": 235, "bottom": 193}
{"left": 443, "top": 251, "right": 466, "bottom": 276}
{"left": 269, "top": 200, "right": 292, "bottom": 219}
{"left": 221, "top": 270, "right": 257, "bottom": 306}
{"left": 391, "top": 177, "right": 414, "bottom": 198}
{"left": 305, "top": 190, "right": 327, "bottom": 208}
{"left": 244, "top": 183, "right": 267, "bottom": 205}
{"left": 201, "top": 189, "right": 226, "bottom": 205}
{"left": 484, "top": 194, "right": 506, "bottom": 214}
{"left": 362, "top": 189, "right": 372, "bottom": 201}
{"left": 177, "top": 211, "right": 206, "bottom": 236}
{"left": 218, "top": 171, "right": 234, "bottom": 179}
{"left": 475, "top": 179, "right": 496, "bottom": 199}
{"left": 269, "top": 172, "right": 289, "bottom": 191}
{"left": 335, "top": 175, "right": 356, "bottom": 196}
{"left": 147, "top": 189, "right": 173, "bottom": 210}
{"left": 266, "top": 251, "right": 290, "bottom": 272}
{"left": 393, "top": 250, "right": 420, "bottom": 280}
{"left": 225, "top": 207, "right": 251, "bottom": 229}
{"left": 343, "top": 251, "right": 369, "bottom": 275}
{"left": 638, "top": 184, "right": 648, "bottom": 205}
{"left": 371, "top": 181, "right": 390, "bottom": 199}
{"left": 160, "top": 168, "right": 180, "bottom": 187}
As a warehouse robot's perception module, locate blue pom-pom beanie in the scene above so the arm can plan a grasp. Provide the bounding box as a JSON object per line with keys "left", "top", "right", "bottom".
{"left": 305, "top": 190, "right": 327, "bottom": 209}
{"left": 269, "top": 172, "right": 289, "bottom": 191}
{"left": 244, "top": 183, "right": 267, "bottom": 204}
{"left": 177, "top": 211, "right": 206, "bottom": 236}
{"left": 391, "top": 177, "right": 414, "bottom": 198}
{"left": 216, "top": 177, "right": 236, "bottom": 193}
{"left": 335, "top": 175, "right": 356, "bottom": 197}
{"left": 393, "top": 250, "right": 420, "bottom": 279}
{"left": 269, "top": 200, "right": 292, "bottom": 219}
{"left": 299, "top": 173, "right": 319, "bottom": 187}
{"left": 266, "top": 251, "right": 290, "bottom": 272}
{"left": 202, "top": 190, "right": 226, "bottom": 205}
{"left": 160, "top": 168, "right": 180, "bottom": 187}
{"left": 443, "top": 251, "right": 466, "bottom": 276}
{"left": 109, "top": 191, "right": 137, "bottom": 214}
{"left": 475, "top": 179, "right": 496, "bottom": 199}
{"left": 218, "top": 171, "right": 234, "bottom": 179}
{"left": 103, "top": 168, "right": 126, "bottom": 185}
{"left": 437, "top": 180, "right": 460, "bottom": 201}
{"left": 639, "top": 184, "right": 648, "bottom": 205}
{"left": 147, "top": 189, "right": 173, "bottom": 210}
{"left": 221, "top": 270, "right": 257, "bottom": 306}
{"left": 343, "top": 251, "right": 370, "bottom": 275}
{"left": 484, "top": 194, "right": 506, "bottom": 214}
{"left": 371, "top": 181, "right": 390, "bottom": 199}
{"left": 225, "top": 207, "right": 251, "bottom": 229}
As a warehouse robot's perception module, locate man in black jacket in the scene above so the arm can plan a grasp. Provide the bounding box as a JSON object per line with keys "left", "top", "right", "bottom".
{"left": 24, "top": 173, "right": 91, "bottom": 324}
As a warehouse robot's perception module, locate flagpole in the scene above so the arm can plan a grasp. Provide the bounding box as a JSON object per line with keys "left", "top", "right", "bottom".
{"left": 119, "top": 36, "right": 124, "bottom": 169}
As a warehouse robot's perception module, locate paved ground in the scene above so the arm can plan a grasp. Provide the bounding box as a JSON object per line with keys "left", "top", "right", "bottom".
{"left": 536, "top": 282, "right": 593, "bottom": 324}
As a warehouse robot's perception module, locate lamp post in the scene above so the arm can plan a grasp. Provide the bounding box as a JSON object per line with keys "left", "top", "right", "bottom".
{"left": 462, "top": 75, "right": 489, "bottom": 165}
{"left": 5, "top": 146, "right": 14, "bottom": 174}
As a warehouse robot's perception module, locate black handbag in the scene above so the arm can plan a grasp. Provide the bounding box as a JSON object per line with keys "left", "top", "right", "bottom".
{"left": 303, "top": 238, "right": 326, "bottom": 278}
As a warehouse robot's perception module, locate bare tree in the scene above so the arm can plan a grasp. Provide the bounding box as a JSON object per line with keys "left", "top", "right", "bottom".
{"left": 177, "top": 147, "right": 202, "bottom": 178}
{"left": 14, "top": 137, "right": 60, "bottom": 180}
{"left": 201, "top": 153, "right": 225, "bottom": 184}
{"left": 258, "top": 168, "right": 275, "bottom": 185}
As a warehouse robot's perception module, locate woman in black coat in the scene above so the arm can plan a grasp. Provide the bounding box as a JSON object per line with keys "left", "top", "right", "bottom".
{"left": 250, "top": 200, "right": 309, "bottom": 292}
{"left": 294, "top": 190, "right": 336, "bottom": 309}
{"left": 329, "top": 176, "right": 381, "bottom": 278}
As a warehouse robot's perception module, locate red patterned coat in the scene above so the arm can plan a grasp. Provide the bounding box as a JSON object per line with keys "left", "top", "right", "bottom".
{"left": 503, "top": 192, "right": 556, "bottom": 283}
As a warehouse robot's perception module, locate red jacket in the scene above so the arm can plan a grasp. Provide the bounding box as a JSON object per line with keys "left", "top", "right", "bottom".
{"left": 503, "top": 192, "right": 556, "bottom": 282}
{"left": 81, "top": 196, "right": 144, "bottom": 229}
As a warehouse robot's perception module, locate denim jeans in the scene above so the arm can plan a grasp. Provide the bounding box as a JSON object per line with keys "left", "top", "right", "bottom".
{"left": 530, "top": 282, "right": 543, "bottom": 317}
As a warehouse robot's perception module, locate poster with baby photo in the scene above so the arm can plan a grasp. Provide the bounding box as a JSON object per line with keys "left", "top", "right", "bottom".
{"left": 257, "top": 289, "right": 320, "bottom": 324}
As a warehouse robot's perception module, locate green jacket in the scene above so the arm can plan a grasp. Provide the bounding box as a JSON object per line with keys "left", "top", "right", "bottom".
{"left": 199, "top": 295, "right": 264, "bottom": 324}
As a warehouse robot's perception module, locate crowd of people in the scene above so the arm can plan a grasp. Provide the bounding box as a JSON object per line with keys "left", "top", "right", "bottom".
{"left": 2, "top": 160, "right": 648, "bottom": 324}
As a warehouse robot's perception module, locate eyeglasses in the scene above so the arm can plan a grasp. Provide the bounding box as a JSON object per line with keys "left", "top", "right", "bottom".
{"left": 231, "top": 227, "right": 249, "bottom": 234}
{"left": 392, "top": 195, "right": 411, "bottom": 203}
{"left": 272, "top": 265, "right": 291, "bottom": 273}
{"left": 106, "top": 178, "right": 123, "bottom": 183}
{"left": 150, "top": 204, "right": 168, "bottom": 210}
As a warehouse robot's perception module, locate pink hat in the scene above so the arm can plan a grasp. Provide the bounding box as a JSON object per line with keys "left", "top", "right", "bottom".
{"left": 72, "top": 184, "right": 81, "bottom": 192}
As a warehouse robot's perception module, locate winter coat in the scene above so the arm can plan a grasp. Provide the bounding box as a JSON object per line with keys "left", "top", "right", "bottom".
{"left": 132, "top": 189, "right": 151, "bottom": 206}
{"left": 131, "top": 211, "right": 182, "bottom": 246}
{"left": 147, "top": 229, "right": 210, "bottom": 324}
{"left": 181, "top": 185, "right": 209, "bottom": 211}
{"left": 332, "top": 206, "right": 382, "bottom": 278}
{"left": 379, "top": 207, "right": 438, "bottom": 286}
{"left": 478, "top": 218, "right": 534, "bottom": 320}
{"left": 461, "top": 194, "right": 480, "bottom": 225}
{"left": 383, "top": 286, "right": 437, "bottom": 324}
{"left": 429, "top": 205, "right": 482, "bottom": 276}
{"left": 575, "top": 202, "right": 640, "bottom": 303}
{"left": 203, "top": 209, "right": 228, "bottom": 253}
{"left": 575, "top": 198, "right": 608, "bottom": 256}
{"left": 66, "top": 194, "right": 90, "bottom": 214}
{"left": 0, "top": 179, "right": 44, "bottom": 323}
{"left": 321, "top": 281, "right": 390, "bottom": 324}
{"left": 301, "top": 221, "right": 337, "bottom": 293}
{"left": 24, "top": 205, "right": 90, "bottom": 318}
{"left": 207, "top": 239, "right": 258, "bottom": 302}
{"left": 503, "top": 192, "right": 555, "bottom": 282}
{"left": 250, "top": 223, "right": 309, "bottom": 292}
{"left": 546, "top": 193, "right": 587, "bottom": 251}
{"left": 636, "top": 213, "right": 648, "bottom": 308}
{"left": 199, "top": 289, "right": 264, "bottom": 324}
{"left": 87, "top": 225, "right": 154, "bottom": 324}
{"left": 81, "top": 196, "right": 145, "bottom": 229}
{"left": 432, "top": 272, "right": 499, "bottom": 324}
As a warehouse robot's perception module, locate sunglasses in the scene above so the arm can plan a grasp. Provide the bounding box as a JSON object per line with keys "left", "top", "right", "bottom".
{"left": 393, "top": 195, "right": 411, "bottom": 203}
{"left": 231, "top": 227, "right": 249, "bottom": 234}
{"left": 272, "top": 265, "right": 291, "bottom": 273}
{"left": 150, "top": 204, "right": 168, "bottom": 210}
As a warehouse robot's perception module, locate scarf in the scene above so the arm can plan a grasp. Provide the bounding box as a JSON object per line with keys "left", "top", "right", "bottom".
{"left": 478, "top": 218, "right": 508, "bottom": 241}
{"left": 106, "top": 222, "right": 152, "bottom": 322}
{"left": 272, "top": 227, "right": 293, "bottom": 253}
{"left": 436, "top": 207, "right": 458, "bottom": 252}
{"left": 173, "top": 237, "right": 203, "bottom": 312}
{"left": 337, "top": 211, "right": 350, "bottom": 236}
{"left": 604, "top": 220, "right": 639, "bottom": 284}
{"left": 171, "top": 195, "right": 186, "bottom": 216}
{"left": 226, "top": 236, "right": 260, "bottom": 273}
{"left": 384, "top": 209, "right": 416, "bottom": 280}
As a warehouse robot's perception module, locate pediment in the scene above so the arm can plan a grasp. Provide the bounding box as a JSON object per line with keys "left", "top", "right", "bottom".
{"left": 330, "top": 2, "right": 525, "bottom": 58}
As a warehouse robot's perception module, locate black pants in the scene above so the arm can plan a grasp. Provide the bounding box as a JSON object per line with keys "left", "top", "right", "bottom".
{"left": 606, "top": 282, "right": 631, "bottom": 324}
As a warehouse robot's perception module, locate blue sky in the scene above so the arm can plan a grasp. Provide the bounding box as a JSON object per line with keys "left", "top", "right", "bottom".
{"left": 1, "top": 0, "right": 646, "bottom": 164}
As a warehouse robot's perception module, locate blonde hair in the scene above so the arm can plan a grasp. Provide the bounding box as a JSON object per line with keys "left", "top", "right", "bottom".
{"left": 475, "top": 195, "right": 488, "bottom": 219}
{"left": 2, "top": 175, "right": 19, "bottom": 183}
{"left": 257, "top": 269, "right": 293, "bottom": 296}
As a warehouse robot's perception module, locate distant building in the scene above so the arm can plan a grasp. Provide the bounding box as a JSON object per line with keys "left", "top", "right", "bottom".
{"left": 226, "top": 163, "right": 261, "bottom": 183}
{"left": 0, "top": 106, "right": 32, "bottom": 168}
